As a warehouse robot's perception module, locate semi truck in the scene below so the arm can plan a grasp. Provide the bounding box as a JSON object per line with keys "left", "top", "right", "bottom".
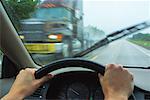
{"left": 19, "top": 0, "right": 83, "bottom": 57}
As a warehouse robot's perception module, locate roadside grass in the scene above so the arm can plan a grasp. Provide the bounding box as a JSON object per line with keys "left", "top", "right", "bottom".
{"left": 129, "top": 40, "right": 150, "bottom": 50}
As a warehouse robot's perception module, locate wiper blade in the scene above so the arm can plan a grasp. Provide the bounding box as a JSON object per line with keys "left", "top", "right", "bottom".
{"left": 107, "top": 20, "right": 150, "bottom": 42}
{"left": 124, "top": 66, "right": 150, "bottom": 69}
{"left": 74, "top": 20, "right": 150, "bottom": 57}
{"left": 74, "top": 38, "right": 109, "bottom": 57}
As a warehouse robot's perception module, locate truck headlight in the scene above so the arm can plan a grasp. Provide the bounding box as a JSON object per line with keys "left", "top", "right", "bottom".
{"left": 48, "top": 35, "right": 58, "bottom": 39}
{"left": 19, "top": 35, "right": 24, "bottom": 39}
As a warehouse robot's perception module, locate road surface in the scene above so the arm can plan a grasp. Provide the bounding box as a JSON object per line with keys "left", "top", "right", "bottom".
{"left": 31, "top": 39, "right": 150, "bottom": 67}
{"left": 84, "top": 40, "right": 150, "bottom": 67}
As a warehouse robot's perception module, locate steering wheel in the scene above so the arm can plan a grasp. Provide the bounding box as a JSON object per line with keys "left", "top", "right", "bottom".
{"left": 35, "top": 58, "right": 105, "bottom": 79}
{"left": 33, "top": 58, "right": 105, "bottom": 99}
{"left": 33, "top": 58, "right": 135, "bottom": 99}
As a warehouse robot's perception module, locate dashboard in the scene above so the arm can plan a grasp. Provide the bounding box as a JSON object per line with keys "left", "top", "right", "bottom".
{"left": 26, "top": 71, "right": 150, "bottom": 100}
{"left": 46, "top": 71, "right": 104, "bottom": 99}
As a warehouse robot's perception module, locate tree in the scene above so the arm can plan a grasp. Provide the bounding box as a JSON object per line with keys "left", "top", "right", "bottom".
{"left": 132, "top": 33, "right": 150, "bottom": 41}
{"left": 5, "top": 0, "right": 38, "bottom": 30}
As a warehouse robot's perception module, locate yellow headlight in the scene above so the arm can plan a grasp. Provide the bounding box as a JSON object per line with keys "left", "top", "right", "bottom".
{"left": 19, "top": 35, "right": 24, "bottom": 39}
{"left": 48, "top": 35, "right": 58, "bottom": 39}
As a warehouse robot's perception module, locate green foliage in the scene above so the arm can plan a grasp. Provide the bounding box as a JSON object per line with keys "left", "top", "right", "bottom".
{"left": 129, "top": 40, "right": 150, "bottom": 50}
{"left": 132, "top": 33, "right": 150, "bottom": 41}
{"left": 5, "top": 0, "right": 38, "bottom": 30}
{"left": 7, "top": 0, "right": 38, "bottom": 19}
{"left": 129, "top": 33, "right": 150, "bottom": 49}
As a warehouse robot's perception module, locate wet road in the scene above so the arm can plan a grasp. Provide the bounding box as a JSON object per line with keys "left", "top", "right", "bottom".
{"left": 84, "top": 40, "right": 150, "bottom": 67}
{"left": 31, "top": 40, "right": 150, "bottom": 67}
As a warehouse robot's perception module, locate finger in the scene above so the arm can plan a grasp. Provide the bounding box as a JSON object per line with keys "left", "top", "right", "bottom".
{"left": 19, "top": 69, "right": 25, "bottom": 73}
{"left": 105, "top": 64, "right": 108, "bottom": 71}
{"left": 17, "top": 69, "right": 25, "bottom": 77}
{"left": 123, "top": 68, "right": 128, "bottom": 72}
{"left": 117, "top": 64, "right": 123, "bottom": 71}
{"left": 105, "top": 64, "right": 115, "bottom": 71}
{"left": 25, "top": 68, "right": 37, "bottom": 71}
{"left": 98, "top": 73, "right": 103, "bottom": 84}
{"left": 123, "top": 69, "right": 134, "bottom": 81}
{"left": 131, "top": 81, "right": 134, "bottom": 90}
{"left": 36, "top": 74, "right": 54, "bottom": 85}
{"left": 25, "top": 68, "right": 37, "bottom": 74}
{"left": 129, "top": 72, "right": 134, "bottom": 81}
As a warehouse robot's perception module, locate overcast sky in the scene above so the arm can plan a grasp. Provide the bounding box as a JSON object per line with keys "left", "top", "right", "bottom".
{"left": 83, "top": 0, "right": 150, "bottom": 33}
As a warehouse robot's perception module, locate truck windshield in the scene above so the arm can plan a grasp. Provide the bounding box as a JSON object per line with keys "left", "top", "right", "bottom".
{"left": 35, "top": 8, "right": 72, "bottom": 21}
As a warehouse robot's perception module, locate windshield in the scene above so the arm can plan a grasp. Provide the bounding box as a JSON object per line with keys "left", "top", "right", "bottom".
{"left": 35, "top": 8, "right": 72, "bottom": 21}
{"left": 2, "top": 0, "right": 150, "bottom": 67}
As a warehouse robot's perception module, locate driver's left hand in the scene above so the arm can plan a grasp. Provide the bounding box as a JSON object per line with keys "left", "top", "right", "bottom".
{"left": 2, "top": 68, "right": 53, "bottom": 100}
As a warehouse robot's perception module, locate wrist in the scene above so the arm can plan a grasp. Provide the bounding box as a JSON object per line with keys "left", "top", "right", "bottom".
{"left": 105, "top": 96, "right": 128, "bottom": 100}
{"left": 3, "top": 92, "right": 25, "bottom": 100}
{"left": 104, "top": 93, "right": 128, "bottom": 100}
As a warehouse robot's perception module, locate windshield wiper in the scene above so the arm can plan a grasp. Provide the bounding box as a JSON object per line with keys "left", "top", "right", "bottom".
{"left": 74, "top": 37, "right": 109, "bottom": 57}
{"left": 74, "top": 20, "right": 150, "bottom": 57}
{"left": 124, "top": 66, "right": 150, "bottom": 69}
{"left": 107, "top": 20, "right": 150, "bottom": 42}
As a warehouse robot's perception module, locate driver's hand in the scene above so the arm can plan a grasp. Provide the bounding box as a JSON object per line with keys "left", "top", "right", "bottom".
{"left": 2, "top": 68, "right": 53, "bottom": 100}
{"left": 98, "top": 64, "right": 134, "bottom": 100}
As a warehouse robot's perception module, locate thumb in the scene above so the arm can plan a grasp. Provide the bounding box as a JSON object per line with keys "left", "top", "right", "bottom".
{"left": 36, "top": 74, "right": 53, "bottom": 85}
{"left": 98, "top": 73, "right": 103, "bottom": 84}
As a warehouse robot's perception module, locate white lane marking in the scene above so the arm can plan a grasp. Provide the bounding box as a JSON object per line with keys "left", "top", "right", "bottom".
{"left": 128, "top": 41, "right": 150, "bottom": 57}
{"left": 91, "top": 55, "right": 98, "bottom": 61}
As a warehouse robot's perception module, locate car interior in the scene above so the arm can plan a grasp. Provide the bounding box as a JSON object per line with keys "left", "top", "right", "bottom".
{"left": 0, "top": 1, "right": 150, "bottom": 100}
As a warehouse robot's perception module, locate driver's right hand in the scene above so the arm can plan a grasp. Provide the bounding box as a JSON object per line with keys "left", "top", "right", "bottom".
{"left": 98, "top": 64, "right": 134, "bottom": 100}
